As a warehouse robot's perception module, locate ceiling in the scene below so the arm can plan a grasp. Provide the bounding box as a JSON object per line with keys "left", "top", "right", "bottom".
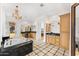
{"left": 2, "top": 3, "right": 71, "bottom": 24}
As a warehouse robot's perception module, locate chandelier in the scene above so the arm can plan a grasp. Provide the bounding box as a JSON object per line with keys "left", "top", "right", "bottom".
{"left": 12, "top": 6, "right": 22, "bottom": 20}
{"left": 40, "top": 3, "right": 44, "bottom": 7}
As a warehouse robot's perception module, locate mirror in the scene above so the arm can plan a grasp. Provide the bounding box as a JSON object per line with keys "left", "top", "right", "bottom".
{"left": 71, "top": 3, "right": 79, "bottom": 56}
{"left": 75, "top": 5, "right": 79, "bottom": 56}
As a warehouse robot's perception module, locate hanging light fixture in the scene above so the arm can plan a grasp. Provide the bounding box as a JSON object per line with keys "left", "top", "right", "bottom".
{"left": 12, "top": 5, "right": 22, "bottom": 20}
{"left": 40, "top": 3, "right": 44, "bottom": 7}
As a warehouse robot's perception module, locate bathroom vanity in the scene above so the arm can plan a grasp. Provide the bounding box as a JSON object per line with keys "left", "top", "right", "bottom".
{"left": 46, "top": 32, "right": 60, "bottom": 46}
{"left": 21, "top": 31, "right": 36, "bottom": 39}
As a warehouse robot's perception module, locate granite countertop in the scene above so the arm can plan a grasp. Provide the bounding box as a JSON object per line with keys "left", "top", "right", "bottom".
{"left": 46, "top": 32, "right": 60, "bottom": 36}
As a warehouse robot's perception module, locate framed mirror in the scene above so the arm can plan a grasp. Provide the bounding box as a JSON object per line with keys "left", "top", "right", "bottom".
{"left": 71, "top": 3, "right": 79, "bottom": 56}
{"left": 75, "top": 4, "right": 79, "bottom": 56}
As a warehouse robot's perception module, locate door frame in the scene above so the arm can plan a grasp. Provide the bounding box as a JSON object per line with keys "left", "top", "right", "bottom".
{"left": 71, "top": 3, "right": 79, "bottom": 56}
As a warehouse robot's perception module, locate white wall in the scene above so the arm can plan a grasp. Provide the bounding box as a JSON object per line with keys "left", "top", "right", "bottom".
{"left": 0, "top": 5, "right": 10, "bottom": 47}
{"left": 35, "top": 16, "right": 46, "bottom": 42}
{"left": 40, "top": 16, "right": 46, "bottom": 42}
{"left": 15, "top": 21, "right": 21, "bottom": 38}
{"left": 51, "top": 16, "right": 60, "bottom": 33}
{"left": 36, "top": 18, "right": 41, "bottom": 41}
{"left": 2, "top": 6, "right": 9, "bottom": 37}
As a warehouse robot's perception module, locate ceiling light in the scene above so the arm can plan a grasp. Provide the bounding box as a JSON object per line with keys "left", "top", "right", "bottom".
{"left": 12, "top": 5, "right": 22, "bottom": 20}
{"left": 40, "top": 3, "right": 44, "bottom": 7}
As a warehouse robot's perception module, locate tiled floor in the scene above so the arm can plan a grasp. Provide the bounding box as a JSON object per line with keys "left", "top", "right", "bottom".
{"left": 75, "top": 48, "right": 79, "bottom": 56}
{"left": 26, "top": 40, "right": 69, "bottom": 56}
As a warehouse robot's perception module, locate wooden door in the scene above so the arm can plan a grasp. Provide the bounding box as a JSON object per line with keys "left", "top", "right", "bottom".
{"left": 60, "top": 13, "right": 70, "bottom": 49}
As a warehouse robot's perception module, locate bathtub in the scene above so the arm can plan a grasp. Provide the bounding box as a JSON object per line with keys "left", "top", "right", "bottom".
{"left": 0, "top": 38, "right": 33, "bottom": 56}
{"left": 4, "top": 38, "right": 31, "bottom": 48}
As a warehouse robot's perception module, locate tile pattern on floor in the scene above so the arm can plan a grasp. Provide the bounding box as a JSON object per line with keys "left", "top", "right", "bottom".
{"left": 26, "top": 40, "right": 69, "bottom": 56}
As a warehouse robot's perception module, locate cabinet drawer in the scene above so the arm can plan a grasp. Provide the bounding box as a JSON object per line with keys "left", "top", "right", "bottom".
{"left": 55, "top": 42, "right": 59, "bottom": 46}
{"left": 51, "top": 39, "right": 55, "bottom": 44}
{"left": 56, "top": 39, "right": 59, "bottom": 42}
